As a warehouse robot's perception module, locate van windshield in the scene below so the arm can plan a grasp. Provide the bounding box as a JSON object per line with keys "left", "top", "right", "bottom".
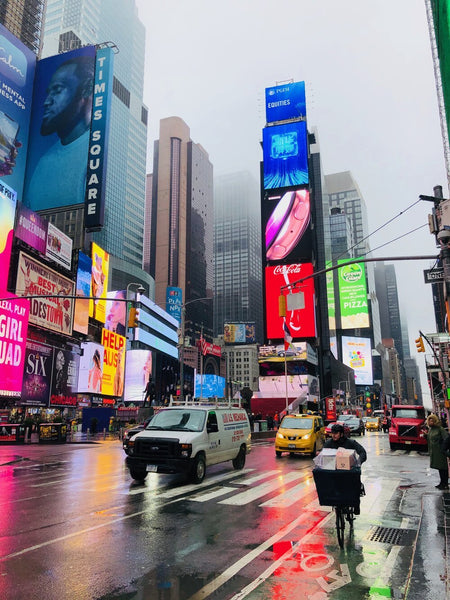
{"left": 281, "top": 417, "right": 313, "bottom": 430}
{"left": 146, "top": 409, "right": 206, "bottom": 432}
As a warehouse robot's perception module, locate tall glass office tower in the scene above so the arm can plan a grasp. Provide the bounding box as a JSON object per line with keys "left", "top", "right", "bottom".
{"left": 39, "top": 0, "right": 148, "bottom": 283}
{"left": 214, "top": 171, "right": 263, "bottom": 343}
{"left": 0, "top": 0, "right": 46, "bottom": 56}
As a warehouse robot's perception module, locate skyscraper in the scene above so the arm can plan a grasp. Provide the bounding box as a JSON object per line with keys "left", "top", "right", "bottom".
{"left": 150, "top": 116, "right": 214, "bottom": 342}
{"left": 37, "top": 0, "right": 149, "bottom": 288}
{"left": 0, "top": 0, "right": 45, "bottom": 56}
{"left": 214, "top": 171, "right": 263, "bottom": 342}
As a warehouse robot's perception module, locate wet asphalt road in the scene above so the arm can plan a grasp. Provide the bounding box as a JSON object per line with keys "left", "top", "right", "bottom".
{"left": 0, "top": 432, "right": 446, "bottom": 600}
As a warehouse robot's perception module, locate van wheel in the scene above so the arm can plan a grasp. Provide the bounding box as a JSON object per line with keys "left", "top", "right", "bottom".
{"left": 275, "top": 451, "right": 282, "bottom": 457}
{"left": 191, "top": 455, "right": 206, "bottom": 483}
{"left": 232, "top": 446, "right": 246, "bottom": 470}
{"left": 129, "top": 467, "right": 147, "bottom": 481}
{"left": 310, "top": 443, "right": 317, "bottom": 458}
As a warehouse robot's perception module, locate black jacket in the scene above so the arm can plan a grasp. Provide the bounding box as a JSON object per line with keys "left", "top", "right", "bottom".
{"left": 323, "top": 436, "right": 367, "bottom": 464}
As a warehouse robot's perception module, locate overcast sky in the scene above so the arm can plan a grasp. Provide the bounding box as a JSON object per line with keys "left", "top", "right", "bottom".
{"left": 135, "top": 0, "right": 447, "bottom": 407}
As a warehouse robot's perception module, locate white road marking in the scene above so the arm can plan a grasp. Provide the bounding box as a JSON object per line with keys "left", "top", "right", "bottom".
{"left": 190, "top": 486, "right": 237, "bottom": 502}
{"left": 219, "top": 472, "right": 303, "bottom": 505}
{"left": 187, "top": 510, "right": 332, "bottom": 600}
{"left": 227, "top": 511, "right": 335, "bottom": 600}
{"left": 260, "top": 479, "right": 312, "bottom": 507}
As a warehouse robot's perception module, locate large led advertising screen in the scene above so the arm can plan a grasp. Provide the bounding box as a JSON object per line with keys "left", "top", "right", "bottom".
{"left": 337, "top": 260, "right": 370, "bottom": 329}
{"left": 431, "top": 1, "right": 450, "bottom": 151}
{"left": 265, "top": 81, "right": 306, "bottom": 124}
{"left": 78, "top": 342, "right": 104, "bottom": 394}
{"left": 224, "top": 322, "right": 256, "bottom": 344}
{"left": 0, "top": 180, "right": 16, "bottom": 291}
{"left": 49, "top": 348, "right": 80, "bottom": 407}
{"left": 24, "top": 46, "right": 96, "bottom": 211}
{"left": 341, "top": 336, "right": 373, "bottom": 385}
{"left": 265, "top": 263, "right": 316, "bottom": 340}
{"left": 195, "top": 374, "right": 226, "bottom": 399}
{"left": 21, "top": 340, "right": 52, "bottom": 406}
{"left": 0, "top": 23, "right": 36, "bottom": 200}
{"left": 262, "top": 188, "right": 312, "bottom": 263}
{"left": 15, "top": 252, "right": 74, "bottom": 336}
{"left": 124, "top": 349, "right": 152, "bottom": 403}
{"left": 0, "top": 292, "right": 29, "bottom": 397}
{"left": 101, "top": 329, "right": 126, "bottom": 397}
{"left": 89, "top": 242, "right": 109, "bottom": 323}
{"left": 73, "top": 251, "right": 92, "bottom": 335}
{"left": 263, "top": 121, "right": 309, "bottom": 190}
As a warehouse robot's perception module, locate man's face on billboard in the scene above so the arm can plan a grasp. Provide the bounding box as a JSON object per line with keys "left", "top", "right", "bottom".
{"left": 41, "top": 63, "right": 86, "bottom": 137}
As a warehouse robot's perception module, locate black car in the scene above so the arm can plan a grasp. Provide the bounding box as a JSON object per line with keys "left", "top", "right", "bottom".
{"left": 122, "top": 416, "right": 153, "bottom": 454}
{"left": 345, "top": 417, "right": 365, "bottom": 436}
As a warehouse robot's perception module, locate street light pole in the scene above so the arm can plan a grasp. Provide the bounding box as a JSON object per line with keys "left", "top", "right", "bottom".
{"left": 179, "top": 297, "right": 212, "bottom": 403}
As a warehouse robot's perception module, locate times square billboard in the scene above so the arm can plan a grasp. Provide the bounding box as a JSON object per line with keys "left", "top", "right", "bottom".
{"left": 265, "top": 263, "right": 316, "bottom": 340}
{"left": 23, "top": 45, "right": 113, "bottom": 230}
{"left": 0, "top": 23, "right": 36, "bottom": 201}
{"left": 265, "top": 81, "right": 306, "bottom": 124}
{"left": 262, "top": 121, "right": 309, "bottom": 190}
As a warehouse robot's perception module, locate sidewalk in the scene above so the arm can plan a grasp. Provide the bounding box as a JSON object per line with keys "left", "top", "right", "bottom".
{"left": 405, "top": 490, "right": 450, "bottom": 599}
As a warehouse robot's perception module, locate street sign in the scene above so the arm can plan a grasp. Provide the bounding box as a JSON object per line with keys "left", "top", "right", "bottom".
{"left": 423, "top": 268, "right": 444, "bottom": 283}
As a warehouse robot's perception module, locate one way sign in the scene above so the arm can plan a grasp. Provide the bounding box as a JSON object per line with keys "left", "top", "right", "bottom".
{"left": 423, "top": 268, "right": 444, "bottom": 283}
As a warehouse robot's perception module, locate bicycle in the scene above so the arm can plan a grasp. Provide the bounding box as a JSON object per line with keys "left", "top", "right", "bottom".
{"left": 312, "top": 467, "right": 364, "bottom": 548}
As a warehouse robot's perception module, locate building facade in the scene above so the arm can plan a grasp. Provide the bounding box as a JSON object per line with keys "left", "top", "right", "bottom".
{"left": 214, "top": 171, "right": 263, "bottom": 343}
{"left": 0, "top": 0, "right": 46, "bottom": 56}
{"left": 39, "top": 0, "right": 149, "bottom": 278}
{"left": 149, "top": 116, "right": 214, "bottom": 343}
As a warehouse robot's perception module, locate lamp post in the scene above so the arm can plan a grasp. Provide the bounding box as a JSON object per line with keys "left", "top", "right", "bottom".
{"left": 338, "top": 381, "right": 347, "bottom": 407}
{"left": 179, "top": 297, "right": 212, "bottom": 403}
{"left": 123, "top": 283, "right": 145, "bottom": 402}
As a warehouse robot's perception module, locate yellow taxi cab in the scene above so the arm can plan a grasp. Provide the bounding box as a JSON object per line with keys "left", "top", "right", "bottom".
{"left": 365, "top": 416, "right": 381, "bottom": 431}
{"left": 275, "top": 414, "right": 325, "bottom": 457}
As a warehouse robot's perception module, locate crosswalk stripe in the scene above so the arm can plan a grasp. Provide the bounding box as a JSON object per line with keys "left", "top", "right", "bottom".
{"left": 127, "top": 468, "right": 254, "bottom": 496}
{"left": 219, "top": 472, "right": 302, "bottom": 505}
{"left": 190, "top": 486, "right": 237, "bottom": 502}
{"left": 260, "top": 478, "right": 314, "bottom": 507}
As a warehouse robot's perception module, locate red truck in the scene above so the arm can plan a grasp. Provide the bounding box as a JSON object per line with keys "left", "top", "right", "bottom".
{"left": 389, "top": 405, "right": 427, "bottom": 451}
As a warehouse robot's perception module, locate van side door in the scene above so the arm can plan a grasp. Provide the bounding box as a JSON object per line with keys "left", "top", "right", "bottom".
{"left": 206, "top": 411, "right": 223, "bottom": 465}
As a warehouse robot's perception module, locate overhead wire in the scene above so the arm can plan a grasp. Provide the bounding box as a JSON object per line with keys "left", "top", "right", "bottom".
{"left": 333, "top": 198, "right": 424, "bottom": 263}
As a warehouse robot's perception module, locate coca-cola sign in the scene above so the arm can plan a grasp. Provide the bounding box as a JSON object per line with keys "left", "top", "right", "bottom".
{"left": 265, "top": 263, "right": 316, "bottom": 340}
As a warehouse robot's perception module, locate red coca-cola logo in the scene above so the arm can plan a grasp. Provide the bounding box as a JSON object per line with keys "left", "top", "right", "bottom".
{"left": 273, "top": 264, "right": 302, "bottom": 275}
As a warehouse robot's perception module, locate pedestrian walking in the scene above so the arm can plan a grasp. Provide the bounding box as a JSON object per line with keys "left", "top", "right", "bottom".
{"left": 426, "top": 414, "right": 449, "bottom": 490}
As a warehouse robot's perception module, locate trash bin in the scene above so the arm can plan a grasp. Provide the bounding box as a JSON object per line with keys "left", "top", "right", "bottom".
{"left": 256, "top": 420, "right": 268, "bottom": 432}
{"left": 254, "top": 422, "right": 260, "bottom": 432}
{"left": 38, "top": 423, "right": 67, "bottom": 443}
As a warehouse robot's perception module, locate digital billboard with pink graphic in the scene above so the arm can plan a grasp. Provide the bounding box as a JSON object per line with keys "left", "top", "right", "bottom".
{"left": 0, "top": 292, "right": 30, "bottom": 397}
{"left": 0, "top": 180, "right": 17, "bottom": 292}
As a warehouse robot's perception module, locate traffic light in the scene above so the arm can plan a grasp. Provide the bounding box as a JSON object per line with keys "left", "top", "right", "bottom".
{"left": 415, "top": 336, "right": 425, "bottom": 353}
{"left": 128, "top": 307, "right": 140, "bottom": 327}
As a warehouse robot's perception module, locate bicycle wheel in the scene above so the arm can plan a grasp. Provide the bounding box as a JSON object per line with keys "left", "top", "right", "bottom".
{"left": 335, "top": 507, "right": 345, "bottom": 548}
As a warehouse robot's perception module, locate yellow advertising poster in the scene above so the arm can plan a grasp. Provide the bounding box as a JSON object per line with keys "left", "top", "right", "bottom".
{"left": 101, "top": 329, "right": 126, "bottom": 397}
{"left": 89, "top": 242, "right": 109, "bottom": 323}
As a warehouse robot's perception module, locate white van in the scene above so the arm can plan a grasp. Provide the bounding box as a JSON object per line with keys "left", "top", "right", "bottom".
{"left": 125, "top": 401, "right": 251, "bottom": 483}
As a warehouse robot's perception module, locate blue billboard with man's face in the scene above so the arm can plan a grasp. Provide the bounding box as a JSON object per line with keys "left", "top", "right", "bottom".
{"left": 265, "top": 81, "right": 306, "bottom": 124}
{"left": 0, "top": 24, "right": 36, "bottom": 200}
{"left": 23, "top": 46, "right": 97, "bottom": 211}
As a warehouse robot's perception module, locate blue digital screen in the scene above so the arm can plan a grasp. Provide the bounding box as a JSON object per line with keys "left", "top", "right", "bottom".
{"left": 263, "top": 121, "right": 309, "bottom": 189}
{"left": 195, "top": 374, "right": 226, "bottom": 398}
{"left": 265, "top": 81, "right": 306, "bottom": 124}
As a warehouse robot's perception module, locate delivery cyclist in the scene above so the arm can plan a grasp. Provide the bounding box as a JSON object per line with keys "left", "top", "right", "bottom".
{"left": 323, "top": 423, "right": 367, "bottom": 514}
{"left": 324, "top": 423, "right": 367, "bottom": 463}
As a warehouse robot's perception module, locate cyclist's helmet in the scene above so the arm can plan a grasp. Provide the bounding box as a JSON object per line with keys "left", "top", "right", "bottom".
{"left": 331, "top": 423, "right": 345, "bottom": 434}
